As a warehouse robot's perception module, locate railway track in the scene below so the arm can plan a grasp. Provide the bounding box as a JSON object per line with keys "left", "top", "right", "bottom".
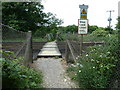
{"left": 2, "top": 41, "right": 104, "bottom": 59}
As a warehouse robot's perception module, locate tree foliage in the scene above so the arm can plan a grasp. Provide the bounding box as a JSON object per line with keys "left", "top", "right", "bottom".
{"left": 105, "top": 26, "right": 113, "bottom": 34}
{"left": 2, "top": 2, "right": 46, "bottom": 33}
{"left": 116, "top": 17, "right": 120, "bottom": 50}
{"left": 58, "top": 24, "right": 104, "bottom": 34}
{"left": 92, "top": 27, "right": 108, "bottom": 37}
{"left": 88, "top": 25, "right": 98, "bottom": 33}
{"left": 2, "top": 2, "right": 63, "bottom": 35}
{"left": 116, "top": 17, "right": 120, "bottom": 30}
{"left": 58, "top": 25, "right": 78, "bottom": 33}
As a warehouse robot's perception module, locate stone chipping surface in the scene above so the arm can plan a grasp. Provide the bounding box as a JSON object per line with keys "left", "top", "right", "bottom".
{"left": 32, "top": 58, "right": 77, "bottom": 88}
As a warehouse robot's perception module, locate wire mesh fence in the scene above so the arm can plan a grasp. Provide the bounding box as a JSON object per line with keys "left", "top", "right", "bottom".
{"left": 65, "top": 33, "right": 80, "bottom": 63}
{"left": 2, "top": 24, "right": 27, "bottom": 56}
{"left": 64, "top": 32, "right": 110, "bottom": 63}
{"left": 2, "top": 24, "right": 32, "bottom": 66}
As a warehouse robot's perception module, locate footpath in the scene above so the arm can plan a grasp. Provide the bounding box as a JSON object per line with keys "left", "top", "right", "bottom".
{"left": 31, "top": 41, "right": 77, "bottom": 88}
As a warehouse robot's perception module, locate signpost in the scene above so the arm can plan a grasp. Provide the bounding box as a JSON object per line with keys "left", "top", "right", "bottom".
{"left": 79, "top": 4, "right": 89, "bottom": 56}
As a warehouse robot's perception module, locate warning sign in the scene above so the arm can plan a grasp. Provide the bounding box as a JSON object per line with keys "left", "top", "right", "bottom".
{"left": 81, "top": 9, "right": 87, "bottom": 14}
{"left": 81, "top": 9, "right": 87, "bottom": 19}
{"left": 78, "top": 19, "right": 88, "bottom": 34}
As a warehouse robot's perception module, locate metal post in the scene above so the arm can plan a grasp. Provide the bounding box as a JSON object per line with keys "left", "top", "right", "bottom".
{"left": 65, "top": 40, "right": 69, "bottom": 63}
{"left": 65, "top": 33, "right": 69, "bottom": 62}
{"left": 80, "top": 35, "right": 83, "bottom": 56}
{"left": 107, "top": 10, "right": 114, "bottom": 28}
{"left": 109, "top": 11, "right": 111, "bottom": 28}
{"left": 25, "top": 31, "right": 33, "bottom": 67}
{"left": 79, "top": 4, "right": 88, "bottom": 56}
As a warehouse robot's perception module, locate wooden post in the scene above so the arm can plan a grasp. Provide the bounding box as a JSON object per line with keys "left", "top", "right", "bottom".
{"left": 24, "top": 31, "right": 33, "bottom": 67}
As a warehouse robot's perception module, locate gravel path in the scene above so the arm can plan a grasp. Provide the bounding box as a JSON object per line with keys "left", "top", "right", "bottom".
{"left": 32, "top": 58, "right": 77, "bottom": 88}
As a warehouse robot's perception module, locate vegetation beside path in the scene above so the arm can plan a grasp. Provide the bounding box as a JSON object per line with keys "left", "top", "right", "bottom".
{"left": 66, "top": 31, "right": 120, "bottom": 88}
{"left": 1, "top": 50, "right": 43, "bottom": 88}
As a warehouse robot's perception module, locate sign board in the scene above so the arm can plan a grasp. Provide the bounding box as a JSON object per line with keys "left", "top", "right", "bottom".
{"left": 78, "top": 19, "right": 88, "bottom": 34}
{"left": 79, "top": 4, "right": 88, "bottom": 19}
{"left": 81, "top": 9, "right": 87, "bottom": 19}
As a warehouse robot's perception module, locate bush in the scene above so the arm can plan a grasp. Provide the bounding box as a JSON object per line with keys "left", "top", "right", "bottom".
{"left": 76, "top": 34, "right": 120, "bottom": 88}
{"left": 1, "top": 50, "right": 43, "bottom": 88}
{"left": 92, "top": 28, "right": 109, "bottom": 37}
{"left": 77, "top": 46, "right": 115, "bottom": 88}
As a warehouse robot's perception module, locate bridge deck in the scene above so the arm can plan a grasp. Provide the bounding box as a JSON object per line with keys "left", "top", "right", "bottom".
{"left": 38, "top": 41, "right": 61, "bottom": 57}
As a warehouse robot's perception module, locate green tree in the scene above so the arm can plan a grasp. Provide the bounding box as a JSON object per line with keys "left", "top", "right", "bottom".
{"left": 116, "top": 17, "right": 120, "bottom": 30}
{"left": 116, "top": 16, "right": 120, "bottom": 59}
{"left": 88, "top": 25, "right": 98, "bottom": 33}
{"left": 92, "top": 27, "right": 108, "bottom": 37}
{"left": 58, "top": 25, "right": 77, "bottom": 33}
{"left": 105, "top": 26, "right": 113, "bottom": 34}
{"left": 2, "top": 2, "right": 46, "bottom": 33}
{"left": 34, "top": 12, "right": 63, "bottom": 37}
{"left": 45, "top": 12, "right": 63, "bottom": 34}
{"left": 2, "top": 2, "right": 63, "bottom": 36}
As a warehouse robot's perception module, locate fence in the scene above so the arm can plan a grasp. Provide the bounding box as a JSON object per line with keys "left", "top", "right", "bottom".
{"left": 64, "top": 33, "right": 105, "bottom": 63}
{"left": 65, "top": 33, "right": 79, "bottom": 63}
{"left": 2, "top": 24, "right": 32, "bottom": 67}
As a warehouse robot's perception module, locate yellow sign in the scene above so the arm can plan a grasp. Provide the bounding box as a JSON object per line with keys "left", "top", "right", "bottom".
{"left": 80, "top": 9, "right": 87, "bottom": 19}
{"left": 81, "top": 9, "right": 87, "bottom": 14}
{"left": 81, "top": 15, "right": 87, "bottom": 19}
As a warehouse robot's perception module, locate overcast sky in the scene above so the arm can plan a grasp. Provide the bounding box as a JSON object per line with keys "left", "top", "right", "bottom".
{"left": 42, "top": 0, "right": 120, "bottom": 28}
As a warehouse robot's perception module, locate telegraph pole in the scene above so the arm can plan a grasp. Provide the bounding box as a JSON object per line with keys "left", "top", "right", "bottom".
{"left": 107, "top": 10, "right": 114, "bottom": 28}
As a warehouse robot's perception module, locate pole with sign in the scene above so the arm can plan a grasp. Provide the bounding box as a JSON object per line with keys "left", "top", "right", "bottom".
{"left": 79, "top": 4, "right": 88, "bottom": 56}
